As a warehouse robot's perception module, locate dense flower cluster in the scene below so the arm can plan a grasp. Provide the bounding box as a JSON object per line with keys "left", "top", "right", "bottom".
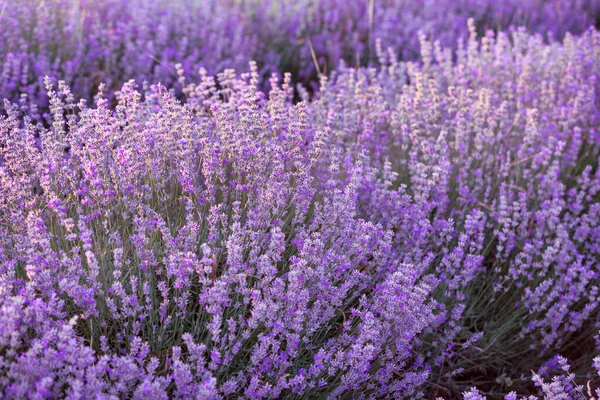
{"left": 306, "top": 25, "right": 600, "bottom": 386}
{"left": 311, "top": 25, "right": 600, "bottom": 397}
{"left": 1, "top": 66, "right": 439, "bottom": 398}
{"left": 1, "top": 4, "right": 600, "bottom": 399}
{"left": 1, "top": 0, "right": 598, "bottom": 110}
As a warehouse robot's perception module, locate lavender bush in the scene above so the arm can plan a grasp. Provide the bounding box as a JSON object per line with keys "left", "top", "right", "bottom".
{"left": 299, "top": 25, "right": 600, "bottom": 394}
{"left": 1, "top": 68, "right": 440, "bottom": 397}
{"left": 1, "top": 2, "right": 600, "bottom": 399}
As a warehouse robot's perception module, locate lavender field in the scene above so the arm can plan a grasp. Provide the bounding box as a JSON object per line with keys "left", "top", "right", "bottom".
{"left": 1, "top": 0, "right": 600, "bottom": 399}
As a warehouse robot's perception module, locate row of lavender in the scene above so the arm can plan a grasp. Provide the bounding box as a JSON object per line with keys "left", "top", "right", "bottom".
{"left": 1, "top": 0, "right": 599, "bottom": 111}
{"left": 1, "top": 20, "right": 600, "bottom": 397}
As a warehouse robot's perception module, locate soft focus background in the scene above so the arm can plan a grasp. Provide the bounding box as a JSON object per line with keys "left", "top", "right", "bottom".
{"left": 1, "top": 0, "right": 599, "bottom": 106}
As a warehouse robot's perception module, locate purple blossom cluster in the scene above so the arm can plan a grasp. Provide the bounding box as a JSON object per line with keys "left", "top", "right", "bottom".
{"left": 1, "top": 0, "right": 599, "bottom": 111}
{"left": 1, "top": 4, "right": 600, "bottom": 400}
{"left": 1, "top": 66, "right": 438, "bottom": 397}
{"left": 300, "top": 24, "right": 600, "bottom": 396}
